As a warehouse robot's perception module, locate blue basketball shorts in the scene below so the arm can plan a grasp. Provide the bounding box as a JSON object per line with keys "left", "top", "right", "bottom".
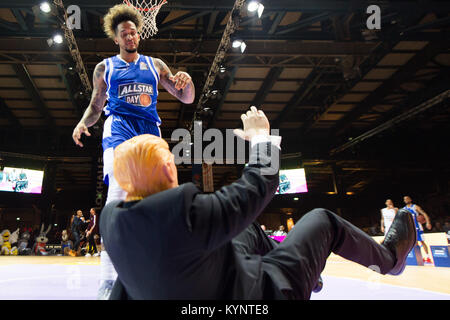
{"left": 102, "top": 113, "right": 161, "bottom": 185}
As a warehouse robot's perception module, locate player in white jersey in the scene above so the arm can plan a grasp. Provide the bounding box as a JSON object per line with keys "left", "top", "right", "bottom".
{"left": 380, "top": 199, "right": 398, "bottom": 235}
{"left": 72, "top": 4, "right": 195, "bottom": 299}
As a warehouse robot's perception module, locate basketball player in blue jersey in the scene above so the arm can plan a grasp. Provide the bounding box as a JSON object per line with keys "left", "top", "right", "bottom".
{"left": 403, "top": 196, "right": 433, "bottom": 263}
{"left": 71, "top": 4, "right": 195, "bottom": 299}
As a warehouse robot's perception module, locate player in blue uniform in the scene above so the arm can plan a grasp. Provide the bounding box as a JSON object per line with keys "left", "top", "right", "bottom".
{"left": 72, "top": 4, "right": 195, "bottom": 299}
{"left": 403, "top": 196, "right": 433, "bottom": 263}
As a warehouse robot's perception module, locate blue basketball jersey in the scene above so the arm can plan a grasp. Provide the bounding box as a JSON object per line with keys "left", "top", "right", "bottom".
{"left": 103, "top": 54, "right": 161, "bottom": 125}
{"left": 404, "top": 204, "right": 425, "bottom": 242}
{"left": 404, "top": 204, "right": 423, "bottom": 230}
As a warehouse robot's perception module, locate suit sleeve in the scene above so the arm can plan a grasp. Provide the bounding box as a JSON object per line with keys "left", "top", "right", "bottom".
{"left": 187, "top": 142, "right": 280, "bottom": 251}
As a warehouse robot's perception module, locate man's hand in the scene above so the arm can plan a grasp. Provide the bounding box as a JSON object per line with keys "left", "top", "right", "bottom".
{"left": 72, "top": 122, "right": 91, "bottom": 147}
{"left": 169, "top": 71, "right": 192, "bottom": 90}
{"left": 426, "top": 222, "right": 432, "bottom": 230}
{"left": 234, "top": 106, "right": 270, "bottom": 141}
{"left": 381, "top": 226, "right": 385, "bottom": 234}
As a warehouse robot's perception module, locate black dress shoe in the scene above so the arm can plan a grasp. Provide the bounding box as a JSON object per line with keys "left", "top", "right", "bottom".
{"left": 312, "top": 275, "right": 323, "bottom": 293}
{"left": 381, "top": 209, "right": 417, "bottom": 275}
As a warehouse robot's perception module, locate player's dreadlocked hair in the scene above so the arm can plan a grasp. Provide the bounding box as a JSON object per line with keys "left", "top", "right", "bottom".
{"left": 103, "top": 4, "right": 144, "bottom": 40}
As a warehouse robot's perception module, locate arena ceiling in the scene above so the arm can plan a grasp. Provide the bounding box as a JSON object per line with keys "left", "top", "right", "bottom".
{"left": 0, "top": 0, "right": 449, "bottom": 209}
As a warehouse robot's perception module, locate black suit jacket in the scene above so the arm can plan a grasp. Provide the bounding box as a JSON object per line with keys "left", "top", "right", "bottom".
{"left": 100, "top": 142, "right": 280, "bottom": 299}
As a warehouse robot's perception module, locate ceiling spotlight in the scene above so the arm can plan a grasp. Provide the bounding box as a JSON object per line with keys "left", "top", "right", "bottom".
{"left": 40, "top": 1, "right": 51, "bottom": 13}
{"left": 240, "top": 42, "right": 247, "bottom": 53}
{"left": 16, "top": 217, "right": 20, "bottom": 221}
{"left": 248, "top": 1, "right": 264, "bottom": 16}
{"left": 232, "top": 39, "right": 247, "bottom": 53}
{"left": 48, "top": 34, "right": 63, "bottom": 47}
{"left": 247, "top": 1, "right": 259, "bottom": 12}
{"left": 53, "top": 34, "right": 63, "bottom": 44}
{"left": 247, "top": 1, "right": 264, "bottom": 18}
{"left": 232, "top": 39, "right": 243, "bottom": 48}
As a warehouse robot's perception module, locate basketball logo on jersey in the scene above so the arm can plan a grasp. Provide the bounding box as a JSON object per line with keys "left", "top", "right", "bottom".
{"left": 118, "top": 83, "right": 153, "bottom": 107}
{"left": 140, "top": 62, "right": 149, "bottom": 70}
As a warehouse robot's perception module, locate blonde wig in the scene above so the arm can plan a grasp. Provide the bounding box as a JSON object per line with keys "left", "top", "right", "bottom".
{"left": 114, "top": 134, "right": 175, "bottom": 201}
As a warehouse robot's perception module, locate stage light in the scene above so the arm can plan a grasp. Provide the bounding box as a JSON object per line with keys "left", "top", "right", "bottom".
{"left": 241, "top": 42, "right": 247, "bottom": 53}
{"left": 16, "top": 217, "right": 20, "bottom": 221}
{"left": 247, "top": 1, "right": 264, "bottom": 18}
{"left": 53, "top": 34, "right": 63, "bottom": 44}
{"left": 219, "top": 65, "right": 226, "bottom": 73}
{"left": 40, "top": 2, "right": 51, "bottom": 13}
{"left": 248, "top": 1, "right": 259, "bottom": 12}
{"left": 232, "top": 39, "right": 243, "bottom": 48}
{"left": 293, "top": 197, "right": 299, "bottom": 201}
{"left": 48, "top": 34, "right": 63, "bottom": 47}
{"left": 232, "top": 39, "right": 247, "bottom": 53}
{"left": 257, "top": 4, "right": 264, "bottom": 18}
{"left": 54, "top": 224, "right": 58, "bottom": 226}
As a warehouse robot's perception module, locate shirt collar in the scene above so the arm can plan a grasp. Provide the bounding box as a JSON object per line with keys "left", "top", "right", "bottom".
{"left": 116, "top": 54, "right": 140, "bottom": 65}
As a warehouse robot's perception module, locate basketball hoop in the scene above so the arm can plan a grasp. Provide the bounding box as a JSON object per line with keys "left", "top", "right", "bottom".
{"left": 123, "top": 0, "right": 168, "bottom": 39}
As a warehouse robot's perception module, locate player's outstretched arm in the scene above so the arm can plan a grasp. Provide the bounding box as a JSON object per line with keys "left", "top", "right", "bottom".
{"left": 154, "top": 58, "right": 195, "bottom": 104}
{"left": 72, "top": 62, "right": 108, "bottom": 147}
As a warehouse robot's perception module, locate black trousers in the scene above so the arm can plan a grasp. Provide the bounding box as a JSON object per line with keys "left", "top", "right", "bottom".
{"left": 233, "top": 208, "right": 396, "bottom": 300}
{"left": 72, "top": 231, "right": 80, "bottom": 251}
{"left": 87, "top": 233, "right": 98, "bottom": 254}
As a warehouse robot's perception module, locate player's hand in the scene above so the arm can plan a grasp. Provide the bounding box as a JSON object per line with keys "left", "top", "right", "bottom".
{"left": 234, "top": 106, "right": 270, "bottom": 141}
{"left": 426, "top": 222, "right": 432, "bottom": 230}
{"left": 169, "top": 72, "right": 192, "bottom": 90}
{"left": 72, "top": 122, "right": 91, "bottom": 147}
{"left": 381, "top": 226, "right": 384, "bottom": 234}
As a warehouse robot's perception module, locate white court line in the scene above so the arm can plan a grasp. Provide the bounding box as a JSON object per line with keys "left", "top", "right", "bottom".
{"left": 0, "top": 274, "right": 99, "bottom": 284}
{"left": 321, "top": 275, "right": 450, "bottom": 298}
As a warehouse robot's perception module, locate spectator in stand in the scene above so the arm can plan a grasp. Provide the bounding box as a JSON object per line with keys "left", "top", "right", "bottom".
{"left": 273, "top": 225, "right": 287, "bottom": 237}
{"left": 431, "top": 221, "right": 443, "bottom": 233}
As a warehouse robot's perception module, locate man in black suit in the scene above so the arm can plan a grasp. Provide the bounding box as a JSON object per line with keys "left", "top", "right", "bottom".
{"left": 100, "top": 107, "right": 417, "bottom": 300}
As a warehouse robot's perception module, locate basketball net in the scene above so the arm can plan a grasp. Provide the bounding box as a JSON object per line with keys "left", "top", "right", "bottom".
{"left": 123, "top": 0, "right": 167, "bottom": 39}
